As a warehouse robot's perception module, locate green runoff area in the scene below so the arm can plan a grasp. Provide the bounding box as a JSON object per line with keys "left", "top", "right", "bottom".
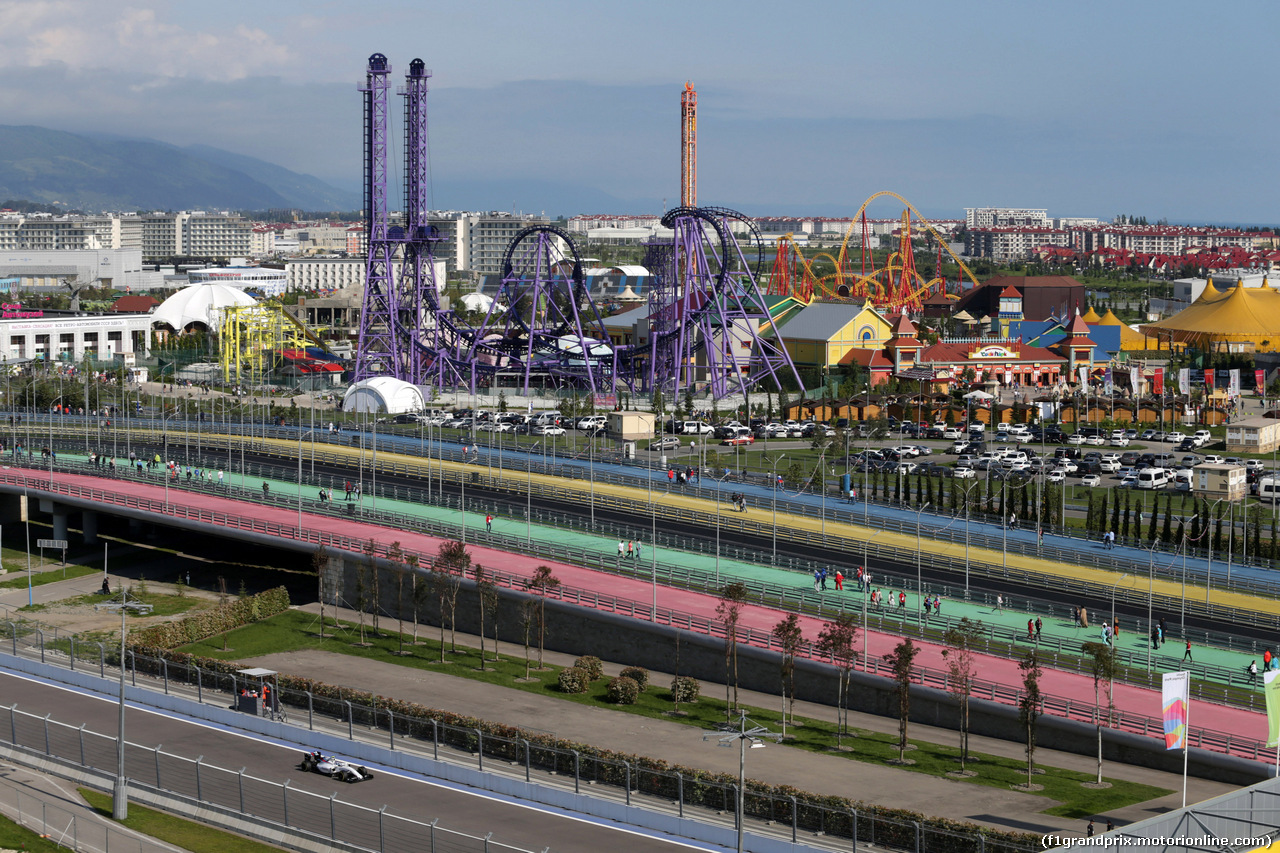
{"left": 181, "top": 609, "right": 1172, "bottom": 819}
{"left": 78, "top": 787, "right": 290, "bottom": 853}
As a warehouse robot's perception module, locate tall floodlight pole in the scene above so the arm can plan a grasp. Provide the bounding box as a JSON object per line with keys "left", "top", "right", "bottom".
{"left": 95, "top": 590, "right": 153, "bottom": 820}
{"left": 770, "top": 453, "right": 787, "bottom": 564}
{"left": 702, "top": 711, "right": 781, "bottom": 853}
{"left": 916, "top": 502, "right": 931, "bottom": 621}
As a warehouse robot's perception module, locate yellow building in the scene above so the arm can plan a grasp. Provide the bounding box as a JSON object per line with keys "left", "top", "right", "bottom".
{"left": 779, "top": 301, "right": 893, "bottom": 367}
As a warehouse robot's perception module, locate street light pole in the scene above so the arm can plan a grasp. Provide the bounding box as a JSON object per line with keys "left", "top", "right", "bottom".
{"left": 702, "top": 710, "right": 782, "bottom": 853}
{"left": 916, "top": 502, "right": 931, "bottom": 621}
{"left": 95, "top": 589, "right": 153, "bottom": 820}
{"left": 770, "top": 453, "right": 787, "bottom": 564}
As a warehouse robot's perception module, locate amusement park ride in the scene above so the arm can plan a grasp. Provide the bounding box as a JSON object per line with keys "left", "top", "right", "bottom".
{"left": 767, "top": 191, "right": 984, "bottom": 312}
{"left": 351, "top": 56, "right": 802, "bottom": 402}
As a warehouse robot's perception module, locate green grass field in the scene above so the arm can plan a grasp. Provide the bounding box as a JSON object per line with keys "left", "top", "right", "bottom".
{"left": 182, "top": 610, "right": 1170, "bottom": 817}
{"left": 0, "top": 563, "right": 99, "bottom": 589}
{"left": 79, "top": 788, "right": 288, "bottom": 853}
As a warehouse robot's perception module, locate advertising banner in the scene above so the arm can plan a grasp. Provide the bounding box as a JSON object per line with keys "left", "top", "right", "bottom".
{"left": 1178, "top": 368, "right": 1190, "bottom": 393}
{"left": 1153, "top": 367, "right": 1165, "bottom": 395}
{"left": 1162, "top": 671, "right": 1190, "bottom": 750}
{"left": 1266, "top": 670, "right": 1280, "bottom": 748}
{"left": 1229, "top": 369, "right": 1241, "bottom": 397}
{"left": 1257, "top": 369, "right": 1267, "bottom": 393}
{"left": 1205, "top": 370, "right": 1215, "bottom": 391}
{"left": 1078, "top": 366, "right": 1088, "bottom": 387}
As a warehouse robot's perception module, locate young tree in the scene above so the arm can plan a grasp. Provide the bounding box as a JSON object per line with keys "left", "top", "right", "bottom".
{"left": 387, "top": 541, "right": 407, "bottom": 654}
{"left": 360, "top": 539, "right": 380, "bottom": 638}
{"left": 1082, "top": 641, "right": 1118, "bottom": 784}
{"left": 883, "top": 638, "right": 919, "bottom": 762}
{"left": 941, "top": 618, "right": 983, "bottom": 772}
{"left": 519, "top": 598, "right": 538, "bottom": 679}
{"left": 716, "top": 582, "right": 749, "bottom": 716}
{"left": 527, "top": 565, "right": 560, "bottom": 670}
{"left": 434, "top": 539, "right": 471, "bottom": 652}
{"left": 406, "top": 554, "right": 424, "bottom": 643}
{"left": 816, "top": 614, "right": 859, "bottom": 749}
{"left": 311, "top": 545, "right": 328, "bottom": 641}
{"left": 1019, "top": 651, "right": 1044, "bottom": 787}
{"left": 475, "top": 565, "right": 499, "bottom": 669}
{"left": 772, "top": 613, "right": 804, "bottom": 727}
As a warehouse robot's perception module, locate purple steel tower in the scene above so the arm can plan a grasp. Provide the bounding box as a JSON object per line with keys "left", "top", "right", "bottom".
{"left": 643, "top": 206, "right": 801, "bottom": 400}
{"left": 354, "top": 53, "right": 400, "bottom": 381}
{"left": 397, "top": 58, "right": 430, "bottom": 385}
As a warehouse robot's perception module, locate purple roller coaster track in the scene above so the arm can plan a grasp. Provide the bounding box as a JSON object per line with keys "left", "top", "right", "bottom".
{"left": 352, "top": 55, "right": 800, "bottom": 403}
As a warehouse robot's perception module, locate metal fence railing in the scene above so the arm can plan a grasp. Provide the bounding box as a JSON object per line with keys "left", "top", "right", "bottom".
{"left": 0, "top": 702, "right": 545, "bottom": 853}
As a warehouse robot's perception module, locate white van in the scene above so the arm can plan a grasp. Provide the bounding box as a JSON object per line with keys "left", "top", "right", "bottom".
{"left": 1258, "top": 478, "right": 1280, "bottom": 502}
{"left": 1136, "top": 468, "right": 1170, "bottom": 490}
{"left": 1172, "top": 470, "right": 1192, "bottom": 491}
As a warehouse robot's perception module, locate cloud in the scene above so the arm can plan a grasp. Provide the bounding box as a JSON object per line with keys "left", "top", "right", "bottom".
{"left": 0, "top": 1, "right": 298, "bottom": 82}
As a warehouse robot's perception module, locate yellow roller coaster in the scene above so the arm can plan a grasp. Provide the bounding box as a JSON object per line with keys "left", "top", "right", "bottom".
{"left": 767, "top": 191, "right": 981, "bottom": 311}
{"left": 218, "top": 303, "right": 333, "bottom": 383}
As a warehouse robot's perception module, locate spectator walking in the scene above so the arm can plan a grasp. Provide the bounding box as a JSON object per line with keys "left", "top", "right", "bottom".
{"left": 1035, "top": 617, "right": 1043, "bottom": 640}
{"left": 485, "top": 513, "right": 493, "bottom": 533}
{"left": 1183, "top": 640, "right": 1193, "bottom": 662}
{"left": 1248, "top": 660, "right": 1259, "bottom": 684}
{"left": 834, "top": 570, "right": 843, "bottom": 591}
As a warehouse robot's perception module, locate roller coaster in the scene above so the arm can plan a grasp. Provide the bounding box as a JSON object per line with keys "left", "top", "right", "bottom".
{"left": 767, "top": 191, "right": 982, "bottom": 312}
{"left": 352, "top": 54, "right": 801, "bottom": 402}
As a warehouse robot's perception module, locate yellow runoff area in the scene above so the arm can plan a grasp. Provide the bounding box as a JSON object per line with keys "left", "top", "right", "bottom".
{"left": 218, "top": 432, "right": 1279, "bottom": 622}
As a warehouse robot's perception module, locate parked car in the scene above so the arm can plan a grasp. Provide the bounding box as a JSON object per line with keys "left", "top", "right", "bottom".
{"left": 952, "top": 466, "right": 976, "bottom": 479}
{"left": 651, "top": 436, "right": 682, "bottom": 451}
{"left": 1081, "top": 474, "right": 1102, "bottom": 487}
{"left": 721, "top": 435, "right": 754, "bottom": 446}
{"left": 1066, "top": 434, "right": 1086, "bottom": 445}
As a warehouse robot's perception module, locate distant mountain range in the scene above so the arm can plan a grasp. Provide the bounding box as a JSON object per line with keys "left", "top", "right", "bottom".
{"left": 0, "top": 125, "right": 361, "bottom": 213}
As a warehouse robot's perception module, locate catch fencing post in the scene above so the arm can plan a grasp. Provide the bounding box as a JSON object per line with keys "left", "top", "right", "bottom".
{"left": 432, "top": 719, "right": 438, "bottom": 760}
{"left": 677, "top": 771, "right": 684, "bottom": 817}
{"left": 307, "top": 691, "right": 313, "bottom": 730}
{"left": 282, "top": 780, "right": 289, "bottom": 827}
{"left": 429, "top": 818, "right": 438, "bottom": 853}
{"left": 572, "top": 750, "right": 580, "bottom": 794}
{"left": 195, "top": 756, "right": 203, "bottom": 801}
{"left": 476, "top": 729, "right": 483, "bottom": 771}
{"left": 852, "top": 809, "right": 858, "bottom": 852}
{"left": 78, "top": 724, "right": 85, "bottom": 765}
{"left": 914, "top": 820, "right": 921, "bottom": 853}
{"left": 129, "top": 650, "right": 136, "bottom": 685}
{"left": 161, "top": 658, "right": 168, "bottom": 694}
{"left": 345, "top": 701, "right": 353, "bottom": 740}
{"left": 195, "top": 666, "right": 202, "bottom": 703}
{"left": 521, "top": 739, "right": 530, "bottom": 782}
{"left": 329, "top": 793, "right": 337, "bottom": 838}
{"left": 7, "top": 622, "right": 14, "bottom": 655}
{"left": 154, "top": 745, "right": 162, "bottom": 787}
{"left": 69, "top": 636, "right": 75, "bottom": 671}
{"left": 37, "top": 630, "right": 44, "bottom": 663}
{"left": 97, "top": 642, "right": 104, "bottom": 678}
{"left": 388, "top": 710, "right": 395, "bottom": 750}
{"left": 42, "top": 713, "right": 50, "bottom": 755}
{"left": 238, "top": 767, "right": 246, "bottom": 814}
{"left": 791, "top": 795, "right": 798, "bottom": 843}
{"left": 624, "top": 761, "right": 631, "bottom": 805}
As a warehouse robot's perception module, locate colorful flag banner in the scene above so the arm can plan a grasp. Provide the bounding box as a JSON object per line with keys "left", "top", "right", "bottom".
{"left": 1154, "top": 367, "right": 1165, "bottom": 395}
{"left": 1265, "top": 670, "right": 1280, "bottom": 748}
{"left": 1205, "top": 370, "right": 1215, "bottom": 391}
{"left": 1163, "top": 671, "right": 1190, "bottom": 750}
{"left": 1078, "top": 366, "right": 1088, "bottom": 387}
{"left": 1178, "top": 368, "right": 1190, "bottom": 393}
{"left": 1257, "top": 369, "right": 1267, "bottom": 393}
{"left": 1131, "top": 368, "right": 1141, "bottom": 395}
{"left": 1229, "top": 369, "right": 1241, "bottom": 397}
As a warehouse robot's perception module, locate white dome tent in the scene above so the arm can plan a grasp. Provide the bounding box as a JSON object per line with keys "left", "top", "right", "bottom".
{"left": 342, "top": 377, "right": 426, "bottom": 414}
{"left": 152, "top": 283, "right": 257, "bottom": 333}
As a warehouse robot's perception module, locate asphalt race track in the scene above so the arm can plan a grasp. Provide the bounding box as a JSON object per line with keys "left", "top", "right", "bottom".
{"left": 0, "top": 671, "right": 711, "bottom": 853}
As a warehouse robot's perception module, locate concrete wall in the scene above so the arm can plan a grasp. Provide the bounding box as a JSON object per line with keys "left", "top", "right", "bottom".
{"left": 340, "top": 554, "right": 1270, "bottom": 786}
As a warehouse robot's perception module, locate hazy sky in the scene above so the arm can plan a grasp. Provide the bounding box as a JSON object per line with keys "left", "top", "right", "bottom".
{"left": 2, "top": 0, "right": 1276, "bottom": 221}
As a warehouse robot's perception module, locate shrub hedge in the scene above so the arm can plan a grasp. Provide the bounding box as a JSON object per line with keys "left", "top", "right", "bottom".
{"left": 130, "top": 587, "right": 290, "bottom": 650}
{"left": 671, "top": 675, "right": 700, "bottom": 704}
{"left": 573, "top": 655, "right": 604, "bottom": 680}
{"left": 619, "top": 666, "right": 649, "bottom": 690}
{"left": 558, "top": 666, "right": 591, "bottom": 694}
{"left": 607, "top": 676, "right": 640, "bottom": 704}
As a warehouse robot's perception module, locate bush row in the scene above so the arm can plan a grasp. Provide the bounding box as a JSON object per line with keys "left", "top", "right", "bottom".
{"left": 133, "top": 644, "right": 1034, "bottom": 853}
{"left": 129, "top": 587, "right": 291, "bottom": 649}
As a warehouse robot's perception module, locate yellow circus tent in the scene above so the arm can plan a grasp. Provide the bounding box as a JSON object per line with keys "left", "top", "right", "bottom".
{"left": 1080, "top": 305, "right": 1102, "bottom": 323}
{"left": 1141, "top": 278, "right": 1280, "bottom": 352}
{"left": 1096, "top": 308, "right": 1156, "bottom": 351}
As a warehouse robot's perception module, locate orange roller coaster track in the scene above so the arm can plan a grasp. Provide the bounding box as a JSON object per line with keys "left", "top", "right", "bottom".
{"left": 767, "top": 191, "right": 981, "bottom": 312}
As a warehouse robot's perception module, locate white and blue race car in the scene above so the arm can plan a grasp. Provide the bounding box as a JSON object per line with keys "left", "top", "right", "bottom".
{"left": 299, "top": 750, "right": 374, "bottom": 782}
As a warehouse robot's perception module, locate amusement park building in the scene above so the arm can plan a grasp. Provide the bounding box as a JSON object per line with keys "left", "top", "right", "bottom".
{"left": 188, "top": 266, "right": 287, "bottom": 296}
{"left": 0, "top": 309, "right": 152, "bottom": 362}
{"left": 777, "top": 302, "right": 893, "bottom": 368}
{"left": 949, "top": 276, "right": 1086, "bottom": 324}
{"left": 0, "top": 248, "right": 150, "bottom": 291}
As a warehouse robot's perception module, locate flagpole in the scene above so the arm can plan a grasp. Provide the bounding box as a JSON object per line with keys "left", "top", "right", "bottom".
{"left": 1182, "top": 677, "right": 1190, "bottom": 809}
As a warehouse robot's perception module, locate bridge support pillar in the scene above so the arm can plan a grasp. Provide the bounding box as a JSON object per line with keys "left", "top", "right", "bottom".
{"left": 82, "top": 510, "right": 98, "bottom": 545}
{"left": 50, "top": 507, "right": 69, "bottom": 542}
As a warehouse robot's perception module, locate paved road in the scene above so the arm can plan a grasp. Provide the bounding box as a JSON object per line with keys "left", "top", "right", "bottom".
{"left": 0, "top": 670, "right": 707, "bottom": 853}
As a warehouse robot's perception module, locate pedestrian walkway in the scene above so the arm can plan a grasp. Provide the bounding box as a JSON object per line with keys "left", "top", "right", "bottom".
{"left": 41, "top": 445, "right": 1280, "bottom": 696}
{"left": 0, "top": 466, "right": 1269, "bottom": 763}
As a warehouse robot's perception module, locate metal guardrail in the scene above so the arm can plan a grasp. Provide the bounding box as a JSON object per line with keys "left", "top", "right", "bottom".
{"left": 0, "top": 636, "right": 1034, "bottom": 853}
{"left": 0, "top": 701, "right": 545, "bottom": 853}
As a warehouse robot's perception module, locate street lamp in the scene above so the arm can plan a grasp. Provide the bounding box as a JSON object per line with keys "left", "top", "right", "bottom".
{"left": 915, "top": 502, "right": 931, "bottom": 621}
{"left": 1109, "top": 573, "right": 1129, "bottom": 641}
{"left": 702, "top": 710, "right": 782, "bottom": 853}
{"left": 1180, "top": 513, "right": 1202, "bottom": 638}
{"left": 95, "top": 589, "right": 154, "bottom": 820}
{"left": 296, "top": 429, "right": 317, "bottom": 537}
{"left": 770, "top": 453, "right": 787, "bottom": 564}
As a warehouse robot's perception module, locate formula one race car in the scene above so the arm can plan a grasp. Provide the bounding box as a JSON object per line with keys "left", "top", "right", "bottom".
{"left": 299, "top": 750, "right": 374, "bottom": 783}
